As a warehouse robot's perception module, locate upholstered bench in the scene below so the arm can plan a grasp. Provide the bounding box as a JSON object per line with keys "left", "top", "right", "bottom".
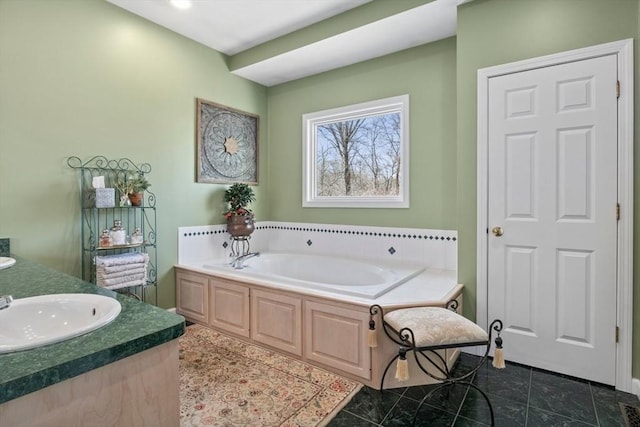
{"left": 369, "top": 302, "right": 504, "bottom": 426}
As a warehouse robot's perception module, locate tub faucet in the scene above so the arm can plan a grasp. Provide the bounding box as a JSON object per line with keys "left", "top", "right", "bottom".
{"left": 231, "top": 252, "right": 260, "bottom": 269}
{"left": 0, "top": 295, "right": 13, "bottom": 310}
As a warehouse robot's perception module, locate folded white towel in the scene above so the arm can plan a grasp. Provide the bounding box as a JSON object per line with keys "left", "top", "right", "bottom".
{"left": 97, "top": 272, "right": 146, "bottom": 287}
{"left": 96, "top": 262, "right": 147, "bottom": 274}
{"left": 99, "top": 277, "right": 147, "bottom": 291}
{"left": 96, "top": 266, "right": 146, "bottom": 280}
{"left": 95, "top": 252, "right": 149, "bottom": 267}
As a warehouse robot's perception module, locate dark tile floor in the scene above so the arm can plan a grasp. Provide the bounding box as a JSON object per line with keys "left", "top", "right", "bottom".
{"left": 328, "top": 353, "right": 640, "bottom": 427}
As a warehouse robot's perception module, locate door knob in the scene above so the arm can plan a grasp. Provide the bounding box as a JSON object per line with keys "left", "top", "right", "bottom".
{"left": 491, "top": 226, "right": 504, "bottom": 237}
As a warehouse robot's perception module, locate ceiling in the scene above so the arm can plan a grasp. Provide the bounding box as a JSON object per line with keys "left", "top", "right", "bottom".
{"left": 106, "top": 0, "right": 467, "bottom": 86}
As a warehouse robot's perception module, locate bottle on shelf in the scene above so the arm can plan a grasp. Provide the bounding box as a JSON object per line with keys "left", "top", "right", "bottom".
{"left": 99, "top": 229, "right": 112, "bottom": 247}
{"left": 131, "top": 227, "right": 143, "bottom": 244}
{"left": 109, "top": 220, "right": 127, "bottom": 246}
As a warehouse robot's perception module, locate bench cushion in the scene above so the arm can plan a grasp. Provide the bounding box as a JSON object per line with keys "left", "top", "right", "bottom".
{"left": 384, "top": 307, "right": 488, "bottom": 347}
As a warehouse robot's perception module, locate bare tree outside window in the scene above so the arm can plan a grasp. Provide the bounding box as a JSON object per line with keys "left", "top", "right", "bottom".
{"left": 303, "top": 95, "right": 409, "bottom": 208}
{"left": 316, "top": 114, "right": 400, "bottom": 197}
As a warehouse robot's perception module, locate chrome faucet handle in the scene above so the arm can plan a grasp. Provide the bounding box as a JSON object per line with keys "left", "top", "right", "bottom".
{"left": 231, "top": 252, "right": 260, "bottom": 270}
{"left": 0, "top": 295, "right": 13, "bottom": 310}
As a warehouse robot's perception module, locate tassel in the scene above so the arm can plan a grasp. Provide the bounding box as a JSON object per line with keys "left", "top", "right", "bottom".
{"left": 395, "top": 350, "right": 409, "bottom": 381}
{"left": 368, "top": 318, "right": 378, "bottom": 348}
{"left": 492, "top": 335, "right": 505, "bottom": 369}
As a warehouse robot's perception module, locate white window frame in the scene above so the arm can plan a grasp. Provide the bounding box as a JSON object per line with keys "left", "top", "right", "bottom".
{"left": 302, "top": 94, "right": 410, "bottom": 208}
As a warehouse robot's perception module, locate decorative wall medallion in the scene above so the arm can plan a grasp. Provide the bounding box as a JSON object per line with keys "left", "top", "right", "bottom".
{"left": 196, "top": 98, "right": 259, "bottom": 184}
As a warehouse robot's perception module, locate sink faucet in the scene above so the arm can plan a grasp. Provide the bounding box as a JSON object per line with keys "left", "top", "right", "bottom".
{"left": 0, "top": 295, "right": 13, "bottom": 310}
{"left": 231, "top": 252, "right": 260, "bottom": 270}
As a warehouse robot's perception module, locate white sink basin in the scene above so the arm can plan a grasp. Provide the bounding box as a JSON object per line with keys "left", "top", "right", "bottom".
{"left": 0, "top": 257, "right": 16, "bottom": 270}
{"left": 0, "top": 293, "right": 121, "bottom": 354}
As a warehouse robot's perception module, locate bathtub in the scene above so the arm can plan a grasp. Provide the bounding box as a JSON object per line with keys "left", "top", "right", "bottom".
{"left": 202, "top": 252, "right": 425, "bottom": 299}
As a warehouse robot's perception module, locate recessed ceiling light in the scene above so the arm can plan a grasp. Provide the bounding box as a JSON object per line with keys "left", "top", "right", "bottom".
{"left": 170, "top": 0, "right": 192, "bottom": 10}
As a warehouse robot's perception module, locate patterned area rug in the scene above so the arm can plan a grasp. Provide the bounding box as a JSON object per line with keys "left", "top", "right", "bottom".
{"left": 179, "top": 324, "right": 362, "bottom": 426}
{"left": 621, "top": 402, "right": 640, "bottom": 427}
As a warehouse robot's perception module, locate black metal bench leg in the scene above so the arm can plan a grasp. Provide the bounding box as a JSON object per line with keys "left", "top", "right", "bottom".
{"left": 379, "top": 352, "right": 401, "bottom": 391}
{"left": 412, "top": 381, "right": 455, "bottom": 426}
{"left": 410, "top": 381, "right": 496, "bottom": 427}
{"left": 467, "top": 382, "right": 496, "bottom": 426}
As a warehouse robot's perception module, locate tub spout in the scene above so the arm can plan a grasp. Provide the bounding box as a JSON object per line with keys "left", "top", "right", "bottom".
{"left": 0, "top": 295, "right": 13, "bottom": 310}
{"left": 231, "top": 252, "right": 260, "bottom": 269}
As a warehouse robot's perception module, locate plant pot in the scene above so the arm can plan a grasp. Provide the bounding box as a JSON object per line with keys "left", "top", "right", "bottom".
{"left": 226, "top": 214, "right": 255, "bottom": 238}
{"left": 128, "top": 192, "right": 143, "bottom": 207}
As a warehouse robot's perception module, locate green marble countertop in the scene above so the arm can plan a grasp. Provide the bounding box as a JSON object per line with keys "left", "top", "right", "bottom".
{"left": 0, "top": 256, "right": 185, "bottom": 405}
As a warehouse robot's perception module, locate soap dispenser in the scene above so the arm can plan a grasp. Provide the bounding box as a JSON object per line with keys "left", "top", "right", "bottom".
{"left": 109, "top": 220, "right": 126, "bottom": 246}
{"left": 131, "top": 227, "right": 143, "bottom": 244}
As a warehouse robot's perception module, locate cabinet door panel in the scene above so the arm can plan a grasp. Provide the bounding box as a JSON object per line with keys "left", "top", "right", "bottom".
{"left": 251, "top": 289, "right": 302, "bottom": 356}
{"left": 305, "top": 301, "right": 370, "bottom": 379}
{"left": 209, "top": 279, "right": 250, "bottom": 338}
{"left": 176, "top": 271, "right": 208, "bottom": 323}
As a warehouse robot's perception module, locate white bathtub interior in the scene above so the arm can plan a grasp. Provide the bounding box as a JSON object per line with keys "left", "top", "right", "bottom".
{"left": 202, "top": 252, "right": 426, "bottom": 298}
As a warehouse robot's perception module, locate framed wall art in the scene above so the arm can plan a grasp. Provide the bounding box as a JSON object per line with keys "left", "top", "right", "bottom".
{"left": 196, "top": 98, "right": 259, "bottom": 184}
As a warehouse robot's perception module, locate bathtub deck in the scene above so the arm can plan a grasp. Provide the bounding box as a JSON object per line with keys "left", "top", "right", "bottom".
{"left": 175, "top": 261, "right": 458, "bottom": 307}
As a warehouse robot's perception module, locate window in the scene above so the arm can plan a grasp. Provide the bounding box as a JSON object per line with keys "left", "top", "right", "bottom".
{"left": 302, "top": 95, "right": 409, "bottom": 208}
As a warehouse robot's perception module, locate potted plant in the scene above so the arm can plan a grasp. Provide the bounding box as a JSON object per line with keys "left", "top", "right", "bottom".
{"left": 224, "top": 183, "right": 256, "bottom": 237}
{"left": 127, "top": 174, "right": 151, "bottom": 206}
{"left": 115, "top": 174, "right": 151, "bottom": 207}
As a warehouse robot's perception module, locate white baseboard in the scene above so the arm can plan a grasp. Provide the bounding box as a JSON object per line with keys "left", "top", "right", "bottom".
{"left": 632, "top": 378, "right": 640, "bottom": 399}
{"left": 166, "top": 307, "right": 176, "bottom": 314}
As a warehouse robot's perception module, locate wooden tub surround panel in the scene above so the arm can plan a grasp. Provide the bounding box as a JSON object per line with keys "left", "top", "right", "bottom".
{"left": 175, "top": 267, "right": 463, "bottom": 389}
{"left": 252, "top": 288, "right": 303, "bottom": 356}
{"left": 305, "top": 300, "right": 371, "bottom": 379}
{"left": 176, "top": 271, "right": 209, "bottom": 323}
{"left": 210, "top": 279, "right": 251, "bottom": 338}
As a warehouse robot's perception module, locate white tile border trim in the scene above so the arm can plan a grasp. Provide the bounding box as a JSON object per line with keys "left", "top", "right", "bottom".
{"left": 178, "top": 221, "right": 457, "bottom": 270}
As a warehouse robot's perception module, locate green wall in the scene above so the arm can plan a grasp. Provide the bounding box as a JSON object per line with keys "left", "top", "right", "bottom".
{"left": 456, "top": 0, "right": 640, "bottom": 377}
{"left": 1, "top": 0, "right": 639, "bottom": 379}
{"left": 267, "top": 37, "right": 457, "bottom": 229}
{"left": 0, "top": 0, "right": 268, "bottom": 307}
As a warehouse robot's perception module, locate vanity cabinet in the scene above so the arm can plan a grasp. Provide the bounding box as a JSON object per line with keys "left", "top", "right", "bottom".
{"left": 209, "top": 277, "right": 250, "bottom": 338}
{"left": 176, "top": 270, "right": 209, "bottom": 323}
{"left": 1, "top": 341, "right": 179, "bottom": 427}
{"left": 251, "top": 288, "right": 302, "bottom": 356}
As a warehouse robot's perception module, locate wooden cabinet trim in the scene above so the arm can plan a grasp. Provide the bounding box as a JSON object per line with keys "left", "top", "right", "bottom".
{"left": 209, "top": 278, "right": 250, "bottom": 338}
{"left": 176, "top": 271, "right": 209, "bottom": 323}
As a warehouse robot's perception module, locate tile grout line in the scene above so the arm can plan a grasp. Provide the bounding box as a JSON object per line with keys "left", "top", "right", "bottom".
{"left": 378, "top": 388, "right": 406, "bottom": 426}
{"left": 452, "top": 371, "right": 474, "bottom": 426}
{"left": 340, "top": 408, "right": 384, "bottom": 426}
{"left": 527, "top": 370, "right": 600, "bottom": 426}
{"left": 588, "top": 382, "right": 601, "bottom": 426}
{"left": 524, "top": 367, "right": 533, "bottom": 427}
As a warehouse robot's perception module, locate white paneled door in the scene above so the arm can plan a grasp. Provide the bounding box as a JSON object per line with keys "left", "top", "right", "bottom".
{"left": 487, "top": 55, "right": 618, "bottom": 384}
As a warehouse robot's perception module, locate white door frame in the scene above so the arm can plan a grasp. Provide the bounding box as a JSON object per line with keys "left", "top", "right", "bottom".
{"left": 476, "top": 39, "right": 634, "bottom": 392}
